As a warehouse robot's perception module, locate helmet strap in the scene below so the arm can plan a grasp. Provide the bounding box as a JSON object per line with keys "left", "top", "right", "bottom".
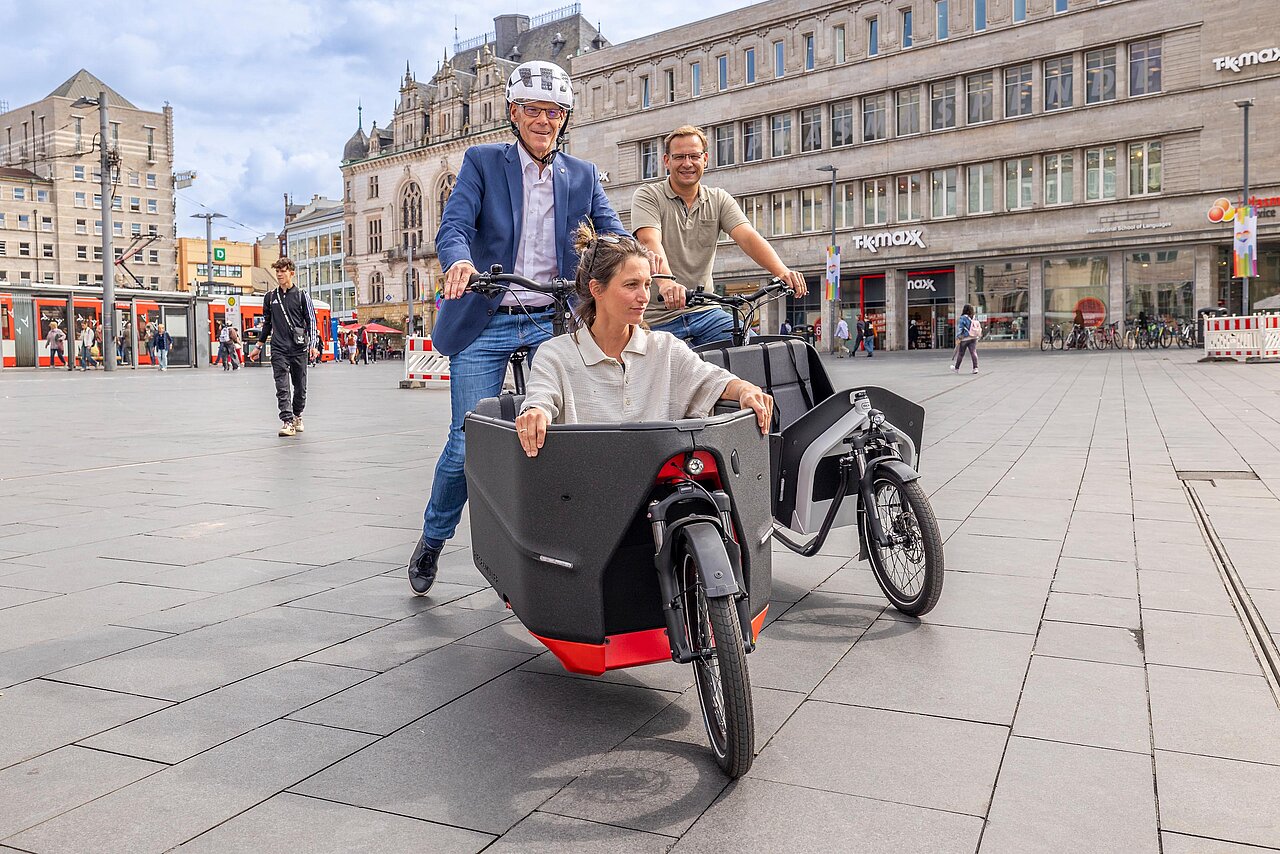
{"left": 509, "top": 110, "right": 572, "bottom": 167}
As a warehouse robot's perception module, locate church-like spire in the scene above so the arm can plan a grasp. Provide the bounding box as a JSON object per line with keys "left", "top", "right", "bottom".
{"left": 357, "top": 101, "right": 363, "bottom": 131}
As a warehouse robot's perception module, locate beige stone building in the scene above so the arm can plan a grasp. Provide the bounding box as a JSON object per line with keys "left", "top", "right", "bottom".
{"left": 339, "top": 5, "right": 607, "bottom": 334}
{"left": 571, "top": 0, "right": 1280, "bottom": 349}
{"left": 0, "top": 70, "right": 177, "bottom": 291}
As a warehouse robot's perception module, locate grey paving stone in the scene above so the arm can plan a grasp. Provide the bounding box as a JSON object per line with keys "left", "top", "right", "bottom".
{"left": 287, "top": 558, "right": 412, "bottom": 588}
{"left": 117, "top": 579, "right": 329, "bottom": 633}
{"left": 519, "top": 648, "right": 695, "bottom": 695}
{"left": 541, "top": 736, "right": 730, "bottom": 836}
{"left": 880, "top": 570, "right": 1049, "bottom": 634}
{"left": 1148, "top": 665, "right": 1280, "bottom": 766}
{"left": 634, "top": 685, "right": 803, "bottom": 755}
{"left": 772, "top": 589, "right": 886, "bottom": 627}
{"left": 814, "top": 564, "right": 886, "bottom": 597}
{"left": 971, "top": 495, "right": 1075, "bottom": 524}
{"left": 766, "top": 551, "right": 846, "bottom": 602}
{"left": 1012, "top": 655, "right": 1151, "bottom": 753}
{"left": 0, "top": 625, "right": 171, "bottom": 690}
{"left": 979, "top": 736, "right": 1159, "bottom": 854}
{"left": 751, "top": 699, "right": 1007, "bottom": 815}
{"left": 1043, "top": 591, "right": 1141, "bottom": 629}
{"left": 242, "top": 524, "right": 419, "bottom": 566}
{"left": 0, "top": 583, "right": 209, "bottom": 653}
{"left": 670, "top": 777, "right": 982, "bottom": 854}
{"left": 1141, "top": 609, "right": 1263, "bottom": 675}
{"left": 51, "top": 607, "right": 387, "bottom": 701}
{"left": 955, "top": 514, "right": 1069, "bottom": 542}
{"left": 1133, "top": 500, "right": 1197, "bottom": 523}
{"left": 142, "top": 557, "right": 310, "bottom": 593}
{"left": 81, "top": 661, "right": 371, "bottom": 763}
{"left": 812, "top": 619, "right": 1034, "bottom": 725}
{"left": 1161, "top": 833, "right": 1280, "bottom": 854}
{"left": 453, "top": 616, "right": 548, "bottom": 654}
{"left": 1052, "top": 556, "right": 1139, "bottom": 599}
{"left": 0, "top": 586, "right": 59, "bottom": 609}
{"left": 939, "top": 532, "right": 1061, "bottom": 578}
{"left": 1134, "top": 518, "right": 1206, "bottom": 546}
{"left": 485, "top": 812, "right": 675, "bottom": 854}
{"left": 1139, "top": 568, "right": 1235, "bottom": 616}
{"left": 1220, "top": 538, "right": 1280, "bottom": 591}
{"left": 0, "top": 680, "right": 168, "bottom": 770}
{"left": 289, "top": 643, "right": 531, "bottom": 735}
{"left": 285, "top": 574, "right": 472, "bottom": 620}
{"left": 292, "top": 670, "right": 674, "bottom": 835}
{"left": 0, "top": 746, "right": 163, "bottom": 840}
{"left": 174, "top": 792, "right": 493, "bottom": 853}
{"left": 5, "top": 721, "right": 377, "bottom": 854}
{"left": 1136, "top": 538, "right": 1217, "bottom": 574}
{"left": 740, "top": 618, "right": 866, "bottom": 693}
{"left": 1032, "top": 620, "right": 1145, "bottom": 667}
{"left": 928, "top": 488, "right": 991, "bottom": 522}
{"left": 300, "top": 603, "right": 509, "bottom": 671}
{"left": 1155, "top": 750, "right": 1280, "bottom": 849}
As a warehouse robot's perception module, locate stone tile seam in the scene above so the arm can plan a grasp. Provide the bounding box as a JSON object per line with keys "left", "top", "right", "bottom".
{"left": 521, "top": 806, "right": 682, "bottom": 842}
{"left": 264, "top": 791, "right": 503, "bottom": 844}
{"left": 743, "top": 769, "right": 994, "bottom": 822}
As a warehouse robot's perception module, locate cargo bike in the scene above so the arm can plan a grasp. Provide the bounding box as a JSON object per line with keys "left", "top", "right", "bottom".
{"left": 461, "top": 269, "right": 944, "bottom": 777}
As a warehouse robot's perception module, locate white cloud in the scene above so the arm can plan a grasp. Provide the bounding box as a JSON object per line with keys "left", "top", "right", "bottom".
{"left": 0, "top": 0, "right": 747, "bottom": 238}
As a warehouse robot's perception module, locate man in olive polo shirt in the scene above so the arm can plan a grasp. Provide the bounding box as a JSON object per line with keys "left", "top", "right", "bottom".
{"left": 631, "top": 125, "right": 807, "bottom": 345}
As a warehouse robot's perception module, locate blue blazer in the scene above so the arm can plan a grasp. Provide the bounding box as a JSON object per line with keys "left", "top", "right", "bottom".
{"left": 432, "top": 143, "right": 626, "bottom": 355}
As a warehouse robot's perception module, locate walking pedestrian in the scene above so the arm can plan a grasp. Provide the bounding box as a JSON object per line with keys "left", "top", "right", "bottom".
{"left": 779, "top": 318, "right": 792, "bottom": 336}
{"left": 119, "top": 320, "right": 132, "bottom": 365}
{"left": 357, "top": 326, "right": 368, "bottom": 364}
{"left": 228, "top": 325, "right": 242, "bottom": 370}
{"left": 217, "top": 322, "right": 233, "bottom": 370}
{"left": 834, "top": 316, "right": 850, "bottom": 358}
{"left": 78, "top": 321, "right": 97, "bottom": 371}
{"left": 858, "top": 316, "right": 875, "bottom": 357}
{"left": 153, "top": 324, "right": 173, "bottom": 370}
{"left": 952, "top": 304, "right": 980, "bottom": 374}
{"left": 144, "top": 318, "right": 158, "bottom": 365}
{"left": 909, "top": 316, "right": 920, "bottom": 350}
{"left": 251, "top": 257, "right": 318, "bottom": 437}
{"left": 46, "top": 321, "right": 67, "bottom": 367}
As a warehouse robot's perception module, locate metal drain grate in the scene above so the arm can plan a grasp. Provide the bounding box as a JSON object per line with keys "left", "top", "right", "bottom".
{"left": 1176, "top": 470, "right": 1260, "bottom": 482}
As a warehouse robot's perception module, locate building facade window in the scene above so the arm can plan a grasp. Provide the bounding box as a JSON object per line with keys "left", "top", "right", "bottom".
{"left": 1130, "top": 39, "right": 1162, "bottom": 95}
{"left": 771, "top": 192, "right": 794, "bottom": 235}
{"left": 1044, "top": 153, "right": 1075, "bottom": 205}
{"left": 367, "top": 217, "right": 383, "bottom": 253}
{"left": 868, "top": 17, "right": 879, "bottom": 56}
{"left": 800, "top": 107, "right": 823, "bottom": 152}
{"left": 665, "top": 69, "right": 675, "bottom": 103}
{"left": 73, "top": 165, "right": 85, "bottom": 180}
{"left": 743, "top": 119, "right": 764, "bottom": 162}
{"left": 970, "top": 262, "right": 1030, "bottom": 341}
{"left": 834, "top": 25, "right": 847, "bottom": 63}
{"left": 804, "top": 34, "right": 815, "bottom": 70}
{"left": 146, "top": 173, "right": 157, "bottom": 189}
{"left": 967, "top": 161, "right": 998, "bottom": 213}
{"left": 691, "top": 61, "right": 701, "bottom": 97}
{"left": 967, "top": 72, "right": 994, "bottom": 124}
{"left": 931, "top": 167, "right": 959, "bottom": 218}
{"left": 800, "top": 187, "right": 825, "bottom": 233}
{"left": 1044, "top": 257, "right": 1109, "bottom": 335}
{"left": 1005, "top": 64, "right": 1034, "bottom": 117}
{"left": 147, "top": 199, "right": 158, "bottom": 214}
{"left": 902, "top": 9, "right": 913, "bottom": 48}
{"left": 1013, "top": 0, "right": 1026, "bottom": 22}
{"left": 370, "top": 271, "right": 384, "bottom": 303}
{"left": 931, "top": 80, "right": 957, "bottom": 129}
{"left": 744, "top": 49, "right": 756, "bottom": 85}
{"left": 1129, "top": 141, "right": 1162, "bottom": 195}
{"left": 896, "top": 87, "right": 921, "bottom": 136}
{"left": 640, "top": 139, "right": 660, "bottom": 178}
{"left": 741, "top": 194, "right": 767, "bottom": 232}
{"left": 74, "top": 192, "right": 87, "bottom": 208}
{"left": 1086, "top": 47, "right": 1117, "bottom": 104}
{"left": 835, "top": 181, "right": 857, "bottom": 228}
{"left": 400, "top": 182, "right": 423, "bottom": 248}
{"left": 718, "top": 55, "right": 729, "bottom": 91}
{"left": 714, "top": 124, "right": 735, "bottom": 166}
{"left": 896, "top": 173, "right": 923, "bottom": 221}
{"left": 974, "top": 0, "right": 987, "bottom": 32}
{"left": 770, "top": 114, "right": 792, "bottom": 157}
{"left": 863, "top": 178, "right": 889, "bottom": 225}
{"left": 75, "top": 219, "right": 87, "bottom": 234}
{"left": 1054, "top": 0, "right": 1068, "bottom": 12}
{"left": 1005, "top": 158, "right": 1034, "bottom": 210}
{"left": 831, "top": 100, "right": 855, "bottom": 147}
{"left": 862, "top": 93, "right": 887, "bottom": 142}
{"left": 642, "top": 75, "right": 651, "bottom": 108}
{"left": 1044, "top": 56, "right": 1074, "bottom": 111}
{"left": 1086, "top": 146, "right": 1117, "bottom": 200}
{"left": 774, "top": 41, "right": 785, "bottom": 78}
{"left": 936, "top": 1, "right": 949, "bottom": 40}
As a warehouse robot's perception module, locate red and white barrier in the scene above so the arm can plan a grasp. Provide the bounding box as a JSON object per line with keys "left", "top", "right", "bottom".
{"left": 404, "top": 336, "right": 451, "bottom": 387}
{"left": 1203, "top": 315, "right": 1280, "bottom": 360}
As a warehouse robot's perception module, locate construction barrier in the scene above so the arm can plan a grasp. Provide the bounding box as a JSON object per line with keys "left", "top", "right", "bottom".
{"left": 1203, "top": 315, "right": 1280, "bottom": 360}
{"left": 402, "top": 337, "right": 451, "bottom": 387}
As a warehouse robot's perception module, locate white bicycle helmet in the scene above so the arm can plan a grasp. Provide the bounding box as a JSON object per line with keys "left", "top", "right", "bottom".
{"left": 506, "top": 60, "right": 573, "bottom": 110}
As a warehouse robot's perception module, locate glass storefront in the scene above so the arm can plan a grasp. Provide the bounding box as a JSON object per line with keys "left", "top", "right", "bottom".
{"left": 840, "top": 273, "right": 886, "bottom": 348}
{"left": 1044, "top": 256, "right": 1108, "bottom": 331}
{"left": 1125, "top": 250, "right": 1193, "bottom": 324}
{"left": 906, "top": 267, "right": 955, "bottom": 349}
{"left": 969, "top": 261, "right": 1030, "bottom": 342}
{"left": 1217, "top": 243, "right": 1280, "bottom": 315}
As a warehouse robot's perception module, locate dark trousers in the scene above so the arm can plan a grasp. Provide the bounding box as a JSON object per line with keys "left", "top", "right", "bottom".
{"left": 50, "top": 349, "right": 66, "bottom": 366}
{"left": 271, "top": 350, "right": 308, "bottom": 423}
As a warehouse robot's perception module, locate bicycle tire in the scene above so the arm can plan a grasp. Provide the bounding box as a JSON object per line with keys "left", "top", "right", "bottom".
{"left": 1160, "top": 328, "right": 1172, "bottom": 348}
{"left": 1054, "top": 328, "right": 1065, "bottom": 350}
{"left": 860, "top": 469, "right": 944, "bottom": 616}
{"left": 1087, "top": 332, "right": 1099, "bottom": 350}
{"left": 1125, "top": 330, "right": 1136, "bottom": 350}
{"left": 682, "top": 533, "right": 754, "bottom": 778}
{"left": 1041, "top": 331, "right": 1051, "bottom": 352}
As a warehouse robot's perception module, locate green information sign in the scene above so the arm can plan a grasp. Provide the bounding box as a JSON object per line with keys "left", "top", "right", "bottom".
{"left": 213, "top": 247, "right": 226, "bottom": 262}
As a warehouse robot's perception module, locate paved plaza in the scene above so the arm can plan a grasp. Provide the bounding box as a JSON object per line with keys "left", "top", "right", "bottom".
{"left": 1, "top": 348, "right": 1279, "bottom": 853}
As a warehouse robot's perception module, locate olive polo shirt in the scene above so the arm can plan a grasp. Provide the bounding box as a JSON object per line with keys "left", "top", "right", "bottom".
{"left": 630, "top": 179, "right": 750, "bottom": 327}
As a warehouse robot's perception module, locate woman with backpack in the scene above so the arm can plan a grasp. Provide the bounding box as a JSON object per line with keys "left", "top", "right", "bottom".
{"left": 952, "top": 305, "right": 981, "bottom": 374}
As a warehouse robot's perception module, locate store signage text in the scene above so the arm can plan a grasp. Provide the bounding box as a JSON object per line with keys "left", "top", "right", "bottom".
{"left": 851, "top": 229, "right": 926, "bottom": 253}
{"left": 1085, "top": 221, "right": 1172, "bottom": 235}
{"left": 907, "top": 277, "right": 936, "bottom": 291}
{"left": 1213, "top": 48, "right": 1280, "bottom": 73}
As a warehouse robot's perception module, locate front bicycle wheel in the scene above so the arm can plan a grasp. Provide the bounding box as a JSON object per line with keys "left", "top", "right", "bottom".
{"left": 1054, "top": 328, "right": 1065, "bottom": 350}
{"left": 1160, "top": 328, "right": 1172, "bottom": 348}
{"left": 860, "top": 468, "right": 944, "bottom": 616}
{"left": 681, "top": 533, "right": 754, "bottom": 778}
{"left": 1040, "top": 331, "right": 1051, "bottom": 352}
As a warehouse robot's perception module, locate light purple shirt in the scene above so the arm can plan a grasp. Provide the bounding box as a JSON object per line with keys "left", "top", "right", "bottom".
{"left": 507, "top": 145, "right": 557, "bottom": 307}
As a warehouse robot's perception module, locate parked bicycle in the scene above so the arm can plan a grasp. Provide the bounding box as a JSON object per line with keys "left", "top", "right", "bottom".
{"left": 1041, "top": 323, "right": 1065, "bottom": 351}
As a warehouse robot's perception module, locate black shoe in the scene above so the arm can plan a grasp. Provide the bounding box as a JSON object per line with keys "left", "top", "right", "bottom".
{"left": 408, "top": 538, "right": 442, "bottom": 596}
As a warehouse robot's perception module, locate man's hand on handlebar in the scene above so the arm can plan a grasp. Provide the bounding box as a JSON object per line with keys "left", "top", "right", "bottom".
{"left": 515, "top": 407, "right": 550, "bottom": 457}
{"left": 656, "top": 276, "right": 688, "bottom": 310}
{"left": 779, "top": 269, "right": 807, "bottom": 298}
{"left": 444, "top": 261, "right": 479, "bottom": 300}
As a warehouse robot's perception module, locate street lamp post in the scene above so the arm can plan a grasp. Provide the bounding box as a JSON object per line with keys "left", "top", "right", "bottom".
{"left": 817, "top": 165, "right": 839, "bottom": 352}
{"left": 406, "top": 241, "right": 415, "bottom": 340}
{"left": 190, "top": 212, "right": 226, "bottom": 296}
{"left": 1235, "top": 98, "right": 1254, "bottom": 313}
{"left": 71, "top": 91, "right": 116, "bottom": 371}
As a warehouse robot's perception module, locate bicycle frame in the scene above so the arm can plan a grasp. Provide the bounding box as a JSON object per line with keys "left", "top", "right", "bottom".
{"left": 465, "top": 266, "right": 576, "bottom": 395}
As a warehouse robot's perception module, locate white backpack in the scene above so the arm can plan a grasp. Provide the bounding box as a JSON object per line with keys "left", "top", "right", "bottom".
{"left": 968, "top": 318, "right": 982, "bottom": 339}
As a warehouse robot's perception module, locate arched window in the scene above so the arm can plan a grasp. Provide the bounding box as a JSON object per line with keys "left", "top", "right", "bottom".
{"left": 400, "top": 182, "right": 422, "bottom": 249}
{"left": 370, "top": 271, "right": 384, "bottom": 304}
{"left": 437, "top": 174, "right": 456, "bottom": 223}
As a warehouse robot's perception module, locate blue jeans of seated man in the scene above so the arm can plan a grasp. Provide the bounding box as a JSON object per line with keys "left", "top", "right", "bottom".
{"left": 650, "top": 308, "right": 736, "bottom": 348}
{"left": 421, "top": 311, "right": 553, "bottom": 545}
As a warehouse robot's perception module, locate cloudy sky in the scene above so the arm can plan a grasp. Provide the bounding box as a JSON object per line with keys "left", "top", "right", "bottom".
{"left": 1, "top": 0, "right": 745, "bottom": 239}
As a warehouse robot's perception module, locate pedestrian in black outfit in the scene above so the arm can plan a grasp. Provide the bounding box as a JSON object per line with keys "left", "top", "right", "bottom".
{"left": 251, "top": 257, "right": 318, "bottom": 437}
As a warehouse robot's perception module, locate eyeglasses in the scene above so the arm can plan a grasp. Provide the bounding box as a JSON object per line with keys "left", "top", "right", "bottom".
{"left": 519, "top": 105, "right": 566, "bottom": 120}
{"left": 667, "top": 153, "right": 706, "bottom": 163}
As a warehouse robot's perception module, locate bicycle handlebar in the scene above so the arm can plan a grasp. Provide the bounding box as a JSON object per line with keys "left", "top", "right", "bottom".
{"left": 465, "top": 267, "right": 574, "bottom": 297}
{"left": 685, "top": 277, "right": 793, "bottom": 308}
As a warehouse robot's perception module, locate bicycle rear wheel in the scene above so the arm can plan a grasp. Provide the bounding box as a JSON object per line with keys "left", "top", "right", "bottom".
{"left": 1160, "top": 328, "right": 1172, "bottom": 348}
{"left": 681, "top": 529, "right": 754, "bottom": 778}
{"left": 1041, "top": 331, "right": 1051, "bottom": 351}
{"left": 1054, "top": 328, "right": 1065, "bottom": 350}
{"left": 861, "top": 468, "right": 944, "bottom": 616}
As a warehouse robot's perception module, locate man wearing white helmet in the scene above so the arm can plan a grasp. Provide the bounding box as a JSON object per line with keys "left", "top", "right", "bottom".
{"left": 406, "top": 59, "right": 627, "bottom": 596}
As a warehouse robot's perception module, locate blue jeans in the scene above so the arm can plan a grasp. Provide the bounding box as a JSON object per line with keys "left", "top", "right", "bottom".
{"left": 421, "top": 312, "right": 552, "bottom": 545}
{"left": 157, "top": 349, "right": 169, "bottom": 369}
{"left": 863, "top": 335, "right": 875, "bottom": 356}
{"left": 650, "top": 308, "right": 736, "bottom": 347}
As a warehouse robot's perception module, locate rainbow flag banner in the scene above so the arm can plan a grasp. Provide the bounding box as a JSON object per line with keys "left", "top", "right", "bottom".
{"left": 1233, "top": 205, "right": 1258, "bottom": 278}
{"left": 825, "top": 245, "right": 841, "bottom": 301}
